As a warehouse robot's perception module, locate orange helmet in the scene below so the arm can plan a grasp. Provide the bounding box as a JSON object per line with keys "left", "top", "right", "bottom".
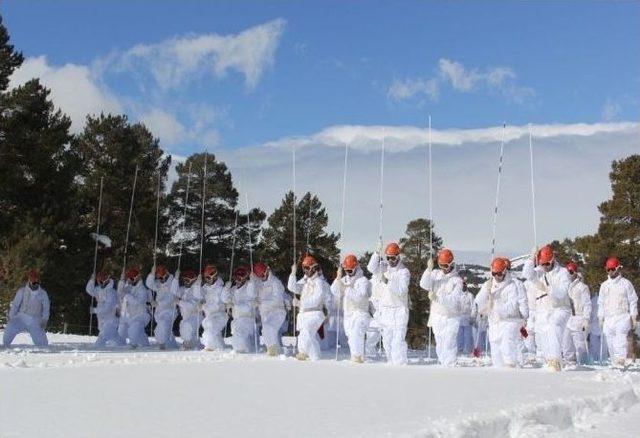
{"left": 203, "top": 265, "right": 218, "bottom": 277}
{"left": 537, "top": 245, "right": 554, "bottom": 264}
{"left": 437, "top": 249, "right": 454, "bottom": 265}
{"left": 125, "top": 267, "right": 140, "bottom": 281}
{"left": 155, "top": 265, "right": 168, "bottom": 279}
{"left": 565, "top": 261, "right": 578, "bottom": 274}
{"left": 385, "top": 243, "right": 401, "bottom": 256}
{"left": 234, "top": 265, "right": 249, "bottom": 279}
{"left": 96, "top": 271, "right": 109, "bottom": 283}
{"left": 491, "top": 257, "right": 509, "bottom": 274}
{"left": 253, "top": 263, "right": 268, "bottom": 278}
{"left": 342, "top": 254, "right": 358, "bottom": 270}
{"left": 301, "top": 255, "right": 318, "bottom": 268}
{"left": 27, "top": 269, "right": 40, "bottom": 283}
{"left": 605, "top": 257, "right": 620, "bottom": 271}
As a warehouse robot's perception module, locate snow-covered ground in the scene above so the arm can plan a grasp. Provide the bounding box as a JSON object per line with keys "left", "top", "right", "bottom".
{"left": 2, "top": 333, "right": 640, "bottom": 438}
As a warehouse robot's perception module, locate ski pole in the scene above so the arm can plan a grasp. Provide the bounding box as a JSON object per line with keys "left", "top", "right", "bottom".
{"left": 177, "top": 162, "right": 193, "bottom": 272}
{"left": 196, "top": 153, "right": 208, "bottom": 347}
{"left": 336, "top": 142, "right": 349, "bottom": 361}
{"left": 426, "top": 115, "right": 433, "bottom": 360}
{"left": 150, "top": 170, "right": 162, "bottom": 338}
{"left": 227, "top": 210, "right": 239, "bottom": 346}
{"left": 292, "top": 143, "right": 298, "bottom": 354}
{"left": 244, "top": 188, "right": 259, "bottom": 356}
{"left": 89, "top": 176, "right": 104, "bottom": 336}
{"left": 122, "top": 164, "right": 139, "bottom": 272}
{"left": 528, "top": 124, "right": 538, "bottom": 248}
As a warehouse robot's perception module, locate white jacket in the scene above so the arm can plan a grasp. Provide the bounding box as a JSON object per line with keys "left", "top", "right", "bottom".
{"left": 522, "top": 260, "right": 571, "bottom": 311}
{"left": 566, "top": 278, "right": 592, "bottom": 331}
{"left": 171, "top": 278, "right": 203, "bottom": 319}
{"left": 419, "top": 268, "right": 463, "bottom": 319}
{"left": 255, "top": 274, "right": 287, "bottom": 315}
{"left": 85, "top": 278, "right": 118, "bottom": 319}
{"left": 475, "top": 275, "right": 528, "bottom": 324}
{"left": 145, "top": 272, "right": 176, "bottom": 313}
{"left": 367, "top": 252, "right": 411, "bottom": 309}
{"left": 597, "top": 275, "right": 638, "bottom": 321}
{"left": 223, "top": 280, "right": 257, "bottom": 318}
{"left": 118, "top": 280, "right": 152, "bottom": 319}
{"left": 287, "top": 273, "right": 332, "bottom": 312}
{"left": 330, "top": 268, "right": 371, "bottom": 316}
{"left": 202, "top": 277, "right": 226, "bottom": 316}
{"left": 9, "top": 285, "right": 50, "bottom": 321}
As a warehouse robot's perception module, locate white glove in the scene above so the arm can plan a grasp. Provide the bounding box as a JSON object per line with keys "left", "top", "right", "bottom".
{"left": 632, "top": 316, "right": 638, "bottom": 330}
{"left": 224, "top": 280, "right": 232, "bottom": 289}
{"left": 376, "top": 241, "right": 383, "bottom": 255}
{"left": 90, "top": 307, "right": 97, "bottom": 315}
{"left": 428, "top": 290, "right": 435, "bottom": 301}
{"left": 175, "top": 269, "right": 181, "bottom": 279}
{"left": 90, "top": 272, "right": 96, "bottom": 281}
{"left": 427, "top": 258, "right": 434, "bottom": 271}
{"left": 336, "top": 267, "right": 343, "bottom": 280}
{"left": 291, "top": 264, "right": 297, "bottom": 275}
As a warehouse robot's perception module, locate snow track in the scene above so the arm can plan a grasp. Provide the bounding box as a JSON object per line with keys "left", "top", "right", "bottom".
{"left": 2, "top": 333, "right": 640, "bottom": 438}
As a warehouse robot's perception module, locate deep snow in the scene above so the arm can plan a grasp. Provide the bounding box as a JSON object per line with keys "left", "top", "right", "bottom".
{"left": 2, "top": 332, "right": 640, "bottom": 438}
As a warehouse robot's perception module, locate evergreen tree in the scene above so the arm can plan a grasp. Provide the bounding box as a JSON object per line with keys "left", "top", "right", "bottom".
{"left": 399, "top": 218, "right": 443, "bottom": 349}
{"left": 0, "top": 15, "right": 23, "bottom": 91}
{"left": 259, "top": 192, "right": 340, "bottom": 281}
{"left": 166, "top": 153, "right": 265, "bottom": 278}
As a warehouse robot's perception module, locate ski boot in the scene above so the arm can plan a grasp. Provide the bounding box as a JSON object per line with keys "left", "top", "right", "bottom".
{"left": 296, "top": 352, "right": 309, "bottom": 361}
{"left": 351, "top": 355, "right": 364, "bottom": 364}
{"left": 267, "top": 345, "right": 278, "bottom": 357}
{"left": 546, "top": 358, "right": 561, "bottom": 372}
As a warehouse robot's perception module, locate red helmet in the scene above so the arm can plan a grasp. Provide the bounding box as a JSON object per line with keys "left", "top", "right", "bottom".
{"left": 566, "top": 261, "right": 578, "bottom": 274}
{"left": 491, "top": 257, "right": 508, "bottom": 274}
{"left": 96, "top": 271, "right": 109, "bottom": 283}
{"left": 301, "top": 255, "right": 318, "bottom": 268}
{"left": 537, "top": 245, "right": 554, "bottom": 264}
{"left": 181, "top": 269, "right": 197, "bottom": 281}
{"left": 234, "top": 265, "right": 249, "bottom": 279}
{"left": 155, "top": 265, "right": 168, "bottom": 279}
{"left": 385, "top": 243, "right": 401, "bottom": 256}
{"left": 125, "top": 268, "right": 140, "bottom": 281}
{"left": 342, "top": 254, "right": 358, "bottom": 270}
{"left": 203, "top": 265, "right": 218, "bottom": 277}
{"left": 605, "top": 257, "right": 620, "bottom": 271}
{"left": 27, "top": 269, "right": 40, "bottom": 283}
{"left": 437, "top": 249, "right": 454, "bottom": 265}
{"left": 253, "top": 263, "right": 268, "bottom": 277}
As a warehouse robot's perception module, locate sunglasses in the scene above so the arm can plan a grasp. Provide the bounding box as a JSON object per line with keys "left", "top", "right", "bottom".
{"left": 344, "top": 269, "right": 355, "bottom": 275}
{"left": 386, "top": 255, "right": 398, "bottom": 262}
{"left": 438, "top": 263, "right": 452, "bottom": 270}
{"left": 204, "top": 274, "right": 217, "bottom": 281}
{"left": 568, "top": 270, "right": 577, "bottom": 276}
{"left": 540, "top": 262, "right": 552, "bottom": 267}
{"left": 303, "top": 265, "right": 317, "bottom": 271}
{"left": 491, "top": 270, "right": 505, "bottom": 277}
{"left": 606, "top": 267, "right": 618, "bottom": 273}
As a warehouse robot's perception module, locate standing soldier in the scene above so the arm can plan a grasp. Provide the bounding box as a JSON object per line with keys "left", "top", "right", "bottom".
{"left": 172, "top": 269, "right": 203, "bottom": 350}
{"left": 597, "top": 257, "right": 638, "bottom": 368}
{"left": 145, "top": 265, "right": 178, "bottom": 350}
{"left": 254, "top": 262, "right": 288, "bottom": 356}
{"left": 288, "top": 255, "right": 332, "bottom": 361}
{"left": 522, "top": 245, "right": 571, "bottom": 371}
{"left": 117, "top": 267, "right": 152, "bottom": 349}
{"left": 224, "top": 266, "right": 258, "bottom": 354}
{"left": 3, "top": 270, "right": 50, "bottom": 348}
{"left": 561, "top": 262, "right": 592, "bottom": 366}
{"left": 367, "top": 243, "right": 411, "bottom": 365}
{"left": 86, "top": 271, "right": 124, "bottom": 347}
{"left": 201, "top": 265, "right": 228, "bottom": 351}
{"left": 420, "top": 248, "right": 463, "bottom": 366}
{"left": 331, "top": 255, "right": 372, "bottom": 363}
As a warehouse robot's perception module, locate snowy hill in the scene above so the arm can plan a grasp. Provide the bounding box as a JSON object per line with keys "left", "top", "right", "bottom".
{"left": 2, "top": 333, "right": 640, "bottom": 437}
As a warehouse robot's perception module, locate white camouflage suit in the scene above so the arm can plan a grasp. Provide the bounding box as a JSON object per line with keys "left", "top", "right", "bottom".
{"left": 3, "top": 284, "right": 50, "bottom": 347}
{"left": 475, "top": 274, "right": 528, "bottom": 367}
{"left": 287, "top": 272, "right": 332, "bottom": 361}
{"left": 172, "top": 276, "right": 203, "bottom": 349}
{"left": 224, "top": 280, "right": 258, "bottom": 353}
{"left": 85, "top": 277, "right": 124, "bottom": 347}
{"left": 201, "top": 277, "right": 228, "bottom": 350}
{"left": 368, "top": 252, "right": 411, "bottom": 365}
{"left": 420, "top": 267, "right": 463, "bottom": 366}
{"left": 255, "top": 273, "right": 288, "bottom": 351}
{"left": 145, "top": 271, "right": 178, "bottom": 349}
{"left": 522, "top": 260, "right": 571, "bottom": 362}
{"left": 597, "top": 275, "right": 638, "bottom": 363}
{"left": 331, "top": 267, "right": 372, "bottom": 360}
{"left": 117, "top": 278, "right": 152, "bottom": 348}
{"left": 562, "top": 277, "right": 592, "bottom": 364}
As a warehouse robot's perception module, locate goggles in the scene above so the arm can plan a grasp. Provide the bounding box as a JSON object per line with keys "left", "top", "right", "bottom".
{"left": 491, "top": 270, "right": 506, "bottom": 278}
{"left": 606, "top": 267, "right": 619, "bottom": 273}
{"left": 344, "top": 268, "right": 355, "bottom": 276}
{"left": 386, "top": 255, "right": 399, "bottom": 262}
{"left": 438, "top": 263, "right": 452, "bottom": 270}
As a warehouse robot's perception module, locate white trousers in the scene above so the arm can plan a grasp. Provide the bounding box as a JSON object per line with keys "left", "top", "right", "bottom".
{"left": 3, "top": 314, "right": 48, "bottom": 347}
{"left": 365, "top": 316, "right": 383, "bottom": 356}
{"left": 488, "top": 320, "right": 521, "bottom": 367}
{"left": 118, "top": 313, "right": 150, "bottom": 347}
{"left": 379, "top": 306, "right": 409, "bottom": 365}
{"left": 154, "top": 308, "right": 178, "bottom": 348}
{"left": 180, "top": 312, "right": 202, "bottom": 347}
{"left": 297, "top": 311, "right": 326, "bottom": 360}
{"left": 231, "top": 315, "right": 256, "bottom": 353}
{"left": 562, "top": 327, "right": 589, "bottom": 364}
{"left": 344, "top": 311, "right": 371, "bottom": 358}
{"left": 96, "top": 315, "right": 125, "bottom": 347}
{"left": 603, "top": 314, "right": 632, "bottom": 362}
{"left": 202, "top": 312, "right": 228, "bottom": 350}
{"left": 431, "top": 313, "right": 460, "bottom": 366}
{"left": 544, "top": 309, "right": 569, "bottom": 361}
{"left": 260, "top": 308, "right": 286, "bottom": 348}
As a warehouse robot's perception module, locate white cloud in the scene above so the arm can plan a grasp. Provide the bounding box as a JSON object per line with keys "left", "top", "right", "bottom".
{"left": 389, "top": 58, "right": 535, "bottom": 104}
{"left": 140, "top": 106, "right": 221, "bottom": 150}
{"left": 602, "top": 99, "right": 622, "bottom": 121}
{"left": 222, "top": 121, "right": 639, "bottom": 258}
{"left": 112, "top": 18, "right": 286, "bottom": 91}
{"left": 9, "top": 56, "right": 122, "bottom": 132}
{"left": 140, "top": 109, "right": 186, "bottom": 146}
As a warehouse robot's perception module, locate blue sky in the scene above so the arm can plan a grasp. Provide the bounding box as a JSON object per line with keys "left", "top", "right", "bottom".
{"left": 3, "top": 1, "right": 639, "bottom": 258}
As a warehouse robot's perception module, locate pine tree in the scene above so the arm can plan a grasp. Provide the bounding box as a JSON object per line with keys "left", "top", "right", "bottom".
{"left": 0, "top": 15, "right": 23, "bottom": 92}
{"left": 399, "top": 218, "right": 443, "bottom": 348}
{"left": 259, "top": 192, "right": 340, "bottom": 281}
{"left": 166, "top": 152, "right": 265, "bottom": 278}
